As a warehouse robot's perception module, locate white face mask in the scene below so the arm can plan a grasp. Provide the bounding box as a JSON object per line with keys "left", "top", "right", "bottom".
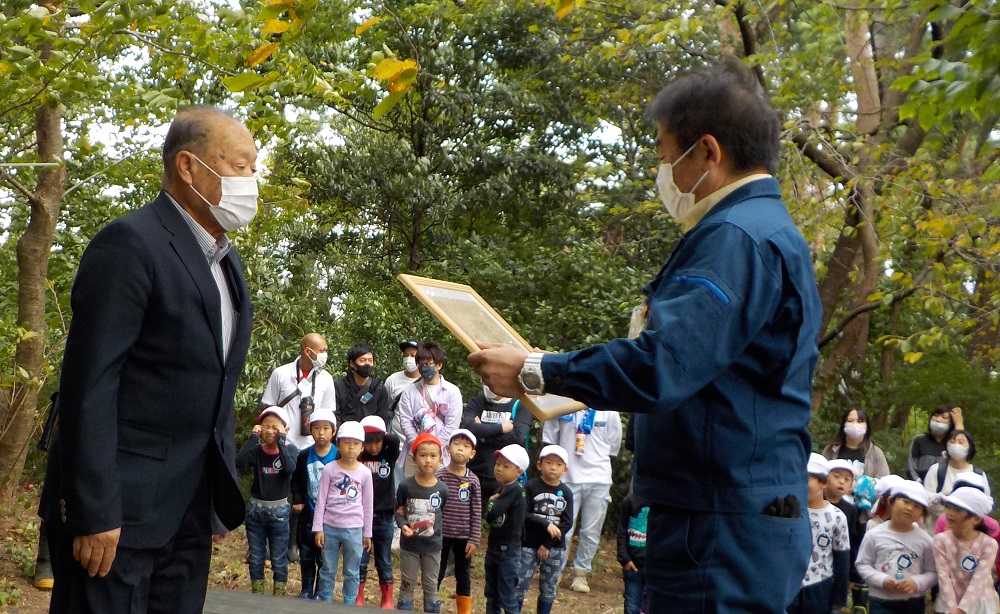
{"left": 656, "top": 140, "right": 709, "bottom": 223}
{"left": 483, "top": 385, "right": 509, "bottom": 404}
{"left": 929, "top": 421, "right": 950, "bottom": 436}
{"left": 310, "top": 351, "right": 328, "bottom": 370}
{"left": 189, "top": 154, "right": 259, "bottom": 232}
{"left": 948, "top": 444, "right": 969, "bottom": 461}
{"left": 403, "top": 356, "right": 417, "bottom": 373}
{"left": 844, "top": 423, "right": 867, "bottom": 440}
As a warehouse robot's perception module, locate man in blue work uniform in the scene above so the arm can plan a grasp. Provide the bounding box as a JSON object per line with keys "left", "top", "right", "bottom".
{"left": 469, "top": 57, "right": 821, "bottom": 613}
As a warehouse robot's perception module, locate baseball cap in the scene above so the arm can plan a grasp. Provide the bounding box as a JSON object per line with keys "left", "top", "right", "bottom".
{"left": 360, "top": 415, "right": 387, "bottom": 434}
{"left": 399, "top": 340, "right": 419, "bottom": 351}
{"left": 494, "top": 444, "right": 529, "bottom": 473}
{"left": 411, "top": 432, "right": 443, "bottom": 456}
{"left": 892, "top": 480, "right": 930, "bottom": 508}
{"left": 943, "top": 487, "right": 994, "bottom": 518}
{"left": 538, "top": 444, "right": 569, "bottom": 465}
{"left": 448, "top": 429, "right": 477, "bottom": 448}
{"left": 827, "top": 459, "right": 856, "bottom": 477}
{"left": 258, "top": 406, "right": 287, "bottom": 426}
{"left": 337, "top": 421, "right": 365, "bottom": 442}
{"left": 806, "top": 453, "right": 829, "bottom": 477}
{"left": 309, "top": 408, "right": 337, "bottom": 427}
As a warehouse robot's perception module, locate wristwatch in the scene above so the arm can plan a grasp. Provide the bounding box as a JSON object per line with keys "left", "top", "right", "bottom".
{"left": 518, "top": 352, "right": 545, "bottom": 395}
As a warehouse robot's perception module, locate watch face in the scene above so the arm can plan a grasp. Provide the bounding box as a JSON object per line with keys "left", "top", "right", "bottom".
{"left": 521, "top": 372, "right": 541, "bottom": 390}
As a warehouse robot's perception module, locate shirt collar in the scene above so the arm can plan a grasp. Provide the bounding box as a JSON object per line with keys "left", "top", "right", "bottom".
{"left": 166, "top": 193, "right": 231, "bottom": 264}
{"left": 682, "top": 173, "right": 772, "bottom": 231}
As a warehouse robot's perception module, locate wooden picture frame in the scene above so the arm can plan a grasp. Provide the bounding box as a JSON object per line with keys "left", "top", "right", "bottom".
{"left": 397, "top": 273, "right": 585, "bottom": 421}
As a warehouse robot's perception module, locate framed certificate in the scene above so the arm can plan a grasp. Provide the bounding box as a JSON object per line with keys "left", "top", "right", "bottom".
{"left": 397, "top": 273, "right": 585, "bottom": 421}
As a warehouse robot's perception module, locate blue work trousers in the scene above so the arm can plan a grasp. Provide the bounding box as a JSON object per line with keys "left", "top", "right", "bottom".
{"left": 645, "top": 505, "right": 810, "bottom": 613}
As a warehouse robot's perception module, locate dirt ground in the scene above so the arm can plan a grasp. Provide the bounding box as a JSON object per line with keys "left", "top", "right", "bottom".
{"left": 0, "top": 484, "right": 626, "bottom": 614}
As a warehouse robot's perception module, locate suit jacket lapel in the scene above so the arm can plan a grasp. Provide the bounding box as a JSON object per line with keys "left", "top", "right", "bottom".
{"left": 151, "top": 192, "right": 226, "bottom": 365}
{"left": 221, "top": 250, "right": 253, "bottom": 371}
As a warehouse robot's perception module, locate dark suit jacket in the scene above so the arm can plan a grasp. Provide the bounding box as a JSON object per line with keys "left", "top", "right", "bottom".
{"left": 40, "top": 191, "right": 252, "bottom": 550}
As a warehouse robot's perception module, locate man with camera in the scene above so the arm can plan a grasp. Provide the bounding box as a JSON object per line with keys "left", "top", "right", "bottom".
{"left": 261, "top": 332, "right": 337, "bottom": 562}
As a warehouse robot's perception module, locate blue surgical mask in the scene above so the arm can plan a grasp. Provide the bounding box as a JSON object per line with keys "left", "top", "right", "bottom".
{"left": 419, "top": 364, "right": 437, "bottom": 382}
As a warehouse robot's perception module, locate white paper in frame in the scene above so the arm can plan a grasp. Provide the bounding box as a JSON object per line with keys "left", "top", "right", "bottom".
{"left": 396, "top": 274, "right": 585, "bottom": 421}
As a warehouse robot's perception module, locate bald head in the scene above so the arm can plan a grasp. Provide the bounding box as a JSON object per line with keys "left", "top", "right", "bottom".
{"left": 301, "top": 333, "right": 326, "bottom": 352}
{"left": 162, "top": 106, "right": 242, "bottom": 183}
{"left": 299, "top": 333, "right": 328, "bottom": 371}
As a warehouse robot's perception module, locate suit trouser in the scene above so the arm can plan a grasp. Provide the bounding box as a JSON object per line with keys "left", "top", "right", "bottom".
{"left": 48, "top": 473, "right": 212, "bottom": 614}
{"left": 645, "top": 504, "right": 810, "bottom": 614}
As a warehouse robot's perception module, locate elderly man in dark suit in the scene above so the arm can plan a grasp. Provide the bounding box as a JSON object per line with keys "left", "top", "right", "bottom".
{"left": 40, "top": 106, "right": 258, "bottom": 613}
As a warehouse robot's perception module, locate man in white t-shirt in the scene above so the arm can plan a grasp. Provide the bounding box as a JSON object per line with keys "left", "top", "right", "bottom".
{"left": 384, "top": 340, "right": 421, "bottom": 549}
{"left": 542, "top": 409, "right": 622, "bottom": 593}
{"left": 385, "top": 341, "right": 421, "bottom": 483}
{"left": 260, "top": 332, "right": 336, "bottom": 562}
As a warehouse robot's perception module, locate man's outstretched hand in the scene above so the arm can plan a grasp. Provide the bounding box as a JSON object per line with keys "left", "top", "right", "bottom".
{"left": 468, "top": 343, "right": 528, "bottom": 399}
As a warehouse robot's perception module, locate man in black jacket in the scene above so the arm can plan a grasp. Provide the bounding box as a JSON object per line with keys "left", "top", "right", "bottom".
{"left": 462, "top": 386, "right": 533, "bottom": 511}
{"left": 334, "top": 343, "right": 392, "bottom": 426}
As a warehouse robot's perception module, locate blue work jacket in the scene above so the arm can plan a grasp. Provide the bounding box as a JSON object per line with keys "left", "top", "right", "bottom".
{"left": 543, "top": 177, "right": 821, "bottom": 514}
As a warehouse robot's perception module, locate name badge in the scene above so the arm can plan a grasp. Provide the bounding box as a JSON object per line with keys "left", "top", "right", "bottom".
{"left": 482, "top": 411, "right": 510, "bottom": 423}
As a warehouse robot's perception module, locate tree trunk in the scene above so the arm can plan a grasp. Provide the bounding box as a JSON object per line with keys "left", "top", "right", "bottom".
{"left": 0, "top": 47, "right": 66, "bottom": 502}
{"left": 969, "top": 269, "right": 999, "bottom": 370}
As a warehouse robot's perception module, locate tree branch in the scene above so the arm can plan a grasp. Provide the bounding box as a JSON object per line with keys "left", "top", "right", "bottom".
{"left": 62, "top": 150, "right": 141, "bottom": 199}
{"left": 0, "top": 44, "right": 87, "bottom": 121}
{"left": 111, "top": 29, "right": 236, "bottom": 77}
{"left": 789, "top": 122, "right": 857, "bottom": 182}
{"left": 818, "top": 260, "right": 940, "bottom": 348}
{"left": 0, "top": 168, "right": 40, "bottom": 205}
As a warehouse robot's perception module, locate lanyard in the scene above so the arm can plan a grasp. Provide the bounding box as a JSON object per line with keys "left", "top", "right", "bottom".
{"left": 419, "top": 382, "right": 444, "bottom": 415}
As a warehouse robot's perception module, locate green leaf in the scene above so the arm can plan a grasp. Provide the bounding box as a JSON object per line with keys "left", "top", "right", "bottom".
{"left": 223, "top": 72, "right": 266, "bottom": 93}
{"left": 372, "top": 90, "right": 405, "bottom": 120}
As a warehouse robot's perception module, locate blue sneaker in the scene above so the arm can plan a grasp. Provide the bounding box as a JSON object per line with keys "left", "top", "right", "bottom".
{"left": 397, "top": 599, "right": 414, "bottom": 610}
{"left": 424, "top": 600, "right": 442, "bottom": 613}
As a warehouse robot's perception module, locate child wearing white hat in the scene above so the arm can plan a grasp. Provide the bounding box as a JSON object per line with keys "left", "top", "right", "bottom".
{"left": 933, "top": 487, "right": 999, "bottom": 614}
{"left": 932, "top": 472, "right": 1000, "bottom": 539}
{"left": 484, "top": 444, "right": 529, "bottom": 614}
{"left": 855, "top": 480, "right": 937, "bottom": 612}
{"left": 312, "top": 421, "right": 374, "bottom": 605}
{"left": 867, "top": 474, "right": 905, "bottom": 532}
{"left": 825, "top": 458, "right": 863, "bottom": 585}
{"left": 787, "top": 453, "right": 850, "bottom": 614}
{"left": 516, "top": 445, "right": 574, "bottom": 614}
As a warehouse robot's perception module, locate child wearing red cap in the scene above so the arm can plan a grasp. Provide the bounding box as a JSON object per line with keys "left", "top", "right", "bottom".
{"left": 395, "top": 433, "right": 450, "bottom": 612}
{"left": 357, "top": 415, "right": 402, "bottom": 608}
{"left": 236, "top": 408, "right": 299, "bottom": 596}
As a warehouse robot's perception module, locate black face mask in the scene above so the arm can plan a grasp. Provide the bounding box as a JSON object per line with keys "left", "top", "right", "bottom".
{"left": 355, "top": 364, "right": 374, "bottom": 378}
